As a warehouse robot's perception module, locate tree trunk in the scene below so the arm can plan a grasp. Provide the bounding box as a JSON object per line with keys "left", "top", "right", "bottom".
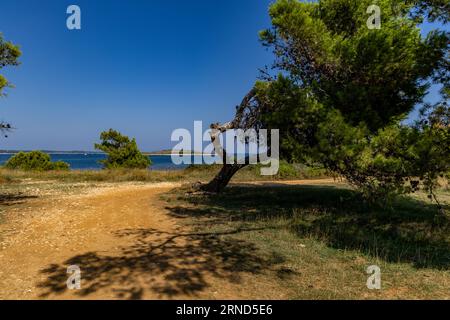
{"left": 200, "top": 163, "right": 247, "bottom": 193}
{"left": 199, "top": 88, "right": 258, "bottom": 193}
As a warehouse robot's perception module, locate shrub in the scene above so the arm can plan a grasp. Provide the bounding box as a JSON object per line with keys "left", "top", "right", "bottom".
{"left": 4, "top": 151, "right": 70, "bottom": 171}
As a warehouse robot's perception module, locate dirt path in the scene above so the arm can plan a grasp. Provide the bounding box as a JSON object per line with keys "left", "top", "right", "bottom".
{"left": 0, "top": 181, "right": 306, "bottom": 300}
{"left": 0, "top": 183, "right": 178, "bottom": 299}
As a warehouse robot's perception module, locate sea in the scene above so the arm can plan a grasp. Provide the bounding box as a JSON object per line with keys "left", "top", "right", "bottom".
{"left": 0, "top": 153, "right": 211, "bottom": 171}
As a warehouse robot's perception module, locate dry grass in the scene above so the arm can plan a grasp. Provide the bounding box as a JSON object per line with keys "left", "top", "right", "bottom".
{"left": 0, "top": 163, "right": 328, "bottom": 185}
{"left": 162, "top": 184, "right": 450, "bottom": 299}
{"left": 2, "top": 166, "right": 448, "bottom": 299}
{"left": 0, "top": 168, "right": 184, "bottom": 183}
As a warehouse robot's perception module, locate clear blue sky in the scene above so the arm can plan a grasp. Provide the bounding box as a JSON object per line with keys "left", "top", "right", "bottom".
{"left": 0, "top": 0, "right": 447, "bottom": 151}
{"left": 0, "top": 0, "right": 273, "bottom": 151}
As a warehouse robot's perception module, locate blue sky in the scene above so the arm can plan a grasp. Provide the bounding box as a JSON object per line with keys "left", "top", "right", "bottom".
{"left": 0, "top": 0, "right": 447, "bottom": 151}
{"left": 0, "top": 0, "right": 273, "bottom": 151}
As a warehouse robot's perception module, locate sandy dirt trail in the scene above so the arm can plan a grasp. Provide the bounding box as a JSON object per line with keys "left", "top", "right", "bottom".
{"left": 0, "top": 183, "right": 181, "bottom": 299}
{"left": 0, "top": 181, "right": 299, "bottom": 300}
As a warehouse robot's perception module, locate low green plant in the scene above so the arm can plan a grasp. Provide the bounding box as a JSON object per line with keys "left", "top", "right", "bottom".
{"left": 4, "top": 151, "right": 70, "bottom": 171}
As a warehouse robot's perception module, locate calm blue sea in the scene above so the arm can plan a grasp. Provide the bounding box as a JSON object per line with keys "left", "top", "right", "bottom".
{"left": 0, "top": 153, "right": 209, "bottom": 171}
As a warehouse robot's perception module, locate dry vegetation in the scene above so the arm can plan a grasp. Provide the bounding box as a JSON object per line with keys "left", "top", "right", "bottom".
{"left": 0, "top": 167, "right": 449, "bottom": 299}
{"left": 162, "top": 183, "right": 450, "bottom": 299}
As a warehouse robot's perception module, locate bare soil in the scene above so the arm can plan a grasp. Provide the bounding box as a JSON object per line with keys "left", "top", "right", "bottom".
{"left": 1, "top": 181, "right": 325, "bottom": 300}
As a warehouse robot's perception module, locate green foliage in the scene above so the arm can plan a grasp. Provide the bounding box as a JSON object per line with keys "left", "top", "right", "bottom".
{"left": 255, "top": 76, "right": 326, "bottom": 163}
{"left": 314, "top": 113, "right": 410, "bottom": 202}
{"left": 4, "top": 151, "right": 70, "bottom": 171}
{"left": 260, "top": 79, "right": 449, "bottom": 203}
{"left": 413, "top": 104, "right": 450, "bottom": 203}
{"left": 94, "top": 129, "right": 151, "bottom": 169}
{"left": 312, "top": 106, "right": 448, "bottom": 204}
{"left": 255, "top": 0, "right": 449, "bottom": 203}
{"left": 407, "top": 0, "right": 450, "bottom": 23}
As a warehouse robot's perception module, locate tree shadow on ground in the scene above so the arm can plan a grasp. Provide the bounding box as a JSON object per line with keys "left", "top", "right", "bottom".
{"left": 166, "top": 184, "right": 450, "bottom": 270}
{"left": 37, "top": 226, "right": 281, "bottom": 299}
{"left": 0, "top": 193, "right": 38, "bottom": 206}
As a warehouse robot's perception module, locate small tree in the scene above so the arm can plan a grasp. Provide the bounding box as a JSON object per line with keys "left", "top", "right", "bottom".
{"left": 0, "top": 33, "right": 21, "bottom": 137}
{"left": 94, "top": 129, "right": 151, "bottom": 169}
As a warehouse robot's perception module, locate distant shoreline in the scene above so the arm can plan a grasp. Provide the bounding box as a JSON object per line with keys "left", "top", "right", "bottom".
{"left": 0, "top": 151, "right": 103, "bottom": 155}
{"left": 0, "top": 152, "right": 209, "bottom": 157}
{"left": 0, "top": 151, "right": 205, "bottom": 156}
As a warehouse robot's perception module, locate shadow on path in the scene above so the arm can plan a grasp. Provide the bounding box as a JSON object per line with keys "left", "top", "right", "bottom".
{"left": 38, "top": 226, "right": 279, "bottom": 299}
{"left": 0, "top": 193, "right": 38, "bottom": 206}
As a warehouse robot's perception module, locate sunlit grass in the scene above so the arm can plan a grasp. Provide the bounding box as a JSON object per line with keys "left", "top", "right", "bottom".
{"left": 163, "top": 184, "right": 450, "bottom": 299}
{"left": 0, "top": 163, "right": 328, "bottom": 184}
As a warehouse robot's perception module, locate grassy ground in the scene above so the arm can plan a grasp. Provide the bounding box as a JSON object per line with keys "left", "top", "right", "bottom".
{"left": 1, "top": 166, "right": 449, "bottom": 299}
{"left": 162, "top": 183, "right": 450, "bottom": 299}
{"left": 0, "top": 164, "right": 327, "bottom": 230}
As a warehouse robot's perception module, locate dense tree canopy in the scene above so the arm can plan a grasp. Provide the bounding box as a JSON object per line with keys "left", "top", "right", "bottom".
{"left": 204, "top": 0, "right": 449, "bottom": 202}
{"left": 255, "top": 0, "right": 449, "bottom": 201}
{"left": 95, "top": 129, "right": 151, "bottom": 169}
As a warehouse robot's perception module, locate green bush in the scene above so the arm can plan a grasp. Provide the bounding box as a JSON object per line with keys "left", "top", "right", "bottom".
{"left": 94, "top": 129, "right": 151, "bottom": 169}
{"left": 277, "top": 161, "right": 299, "bottom": 178}
{"left": 4, "top": 151, "right": 70, "bottom": 171}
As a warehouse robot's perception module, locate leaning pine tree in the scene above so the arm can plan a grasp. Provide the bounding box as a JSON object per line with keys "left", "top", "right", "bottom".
{"left": 201, "top": 0, "right": 449, "bottom": 201}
